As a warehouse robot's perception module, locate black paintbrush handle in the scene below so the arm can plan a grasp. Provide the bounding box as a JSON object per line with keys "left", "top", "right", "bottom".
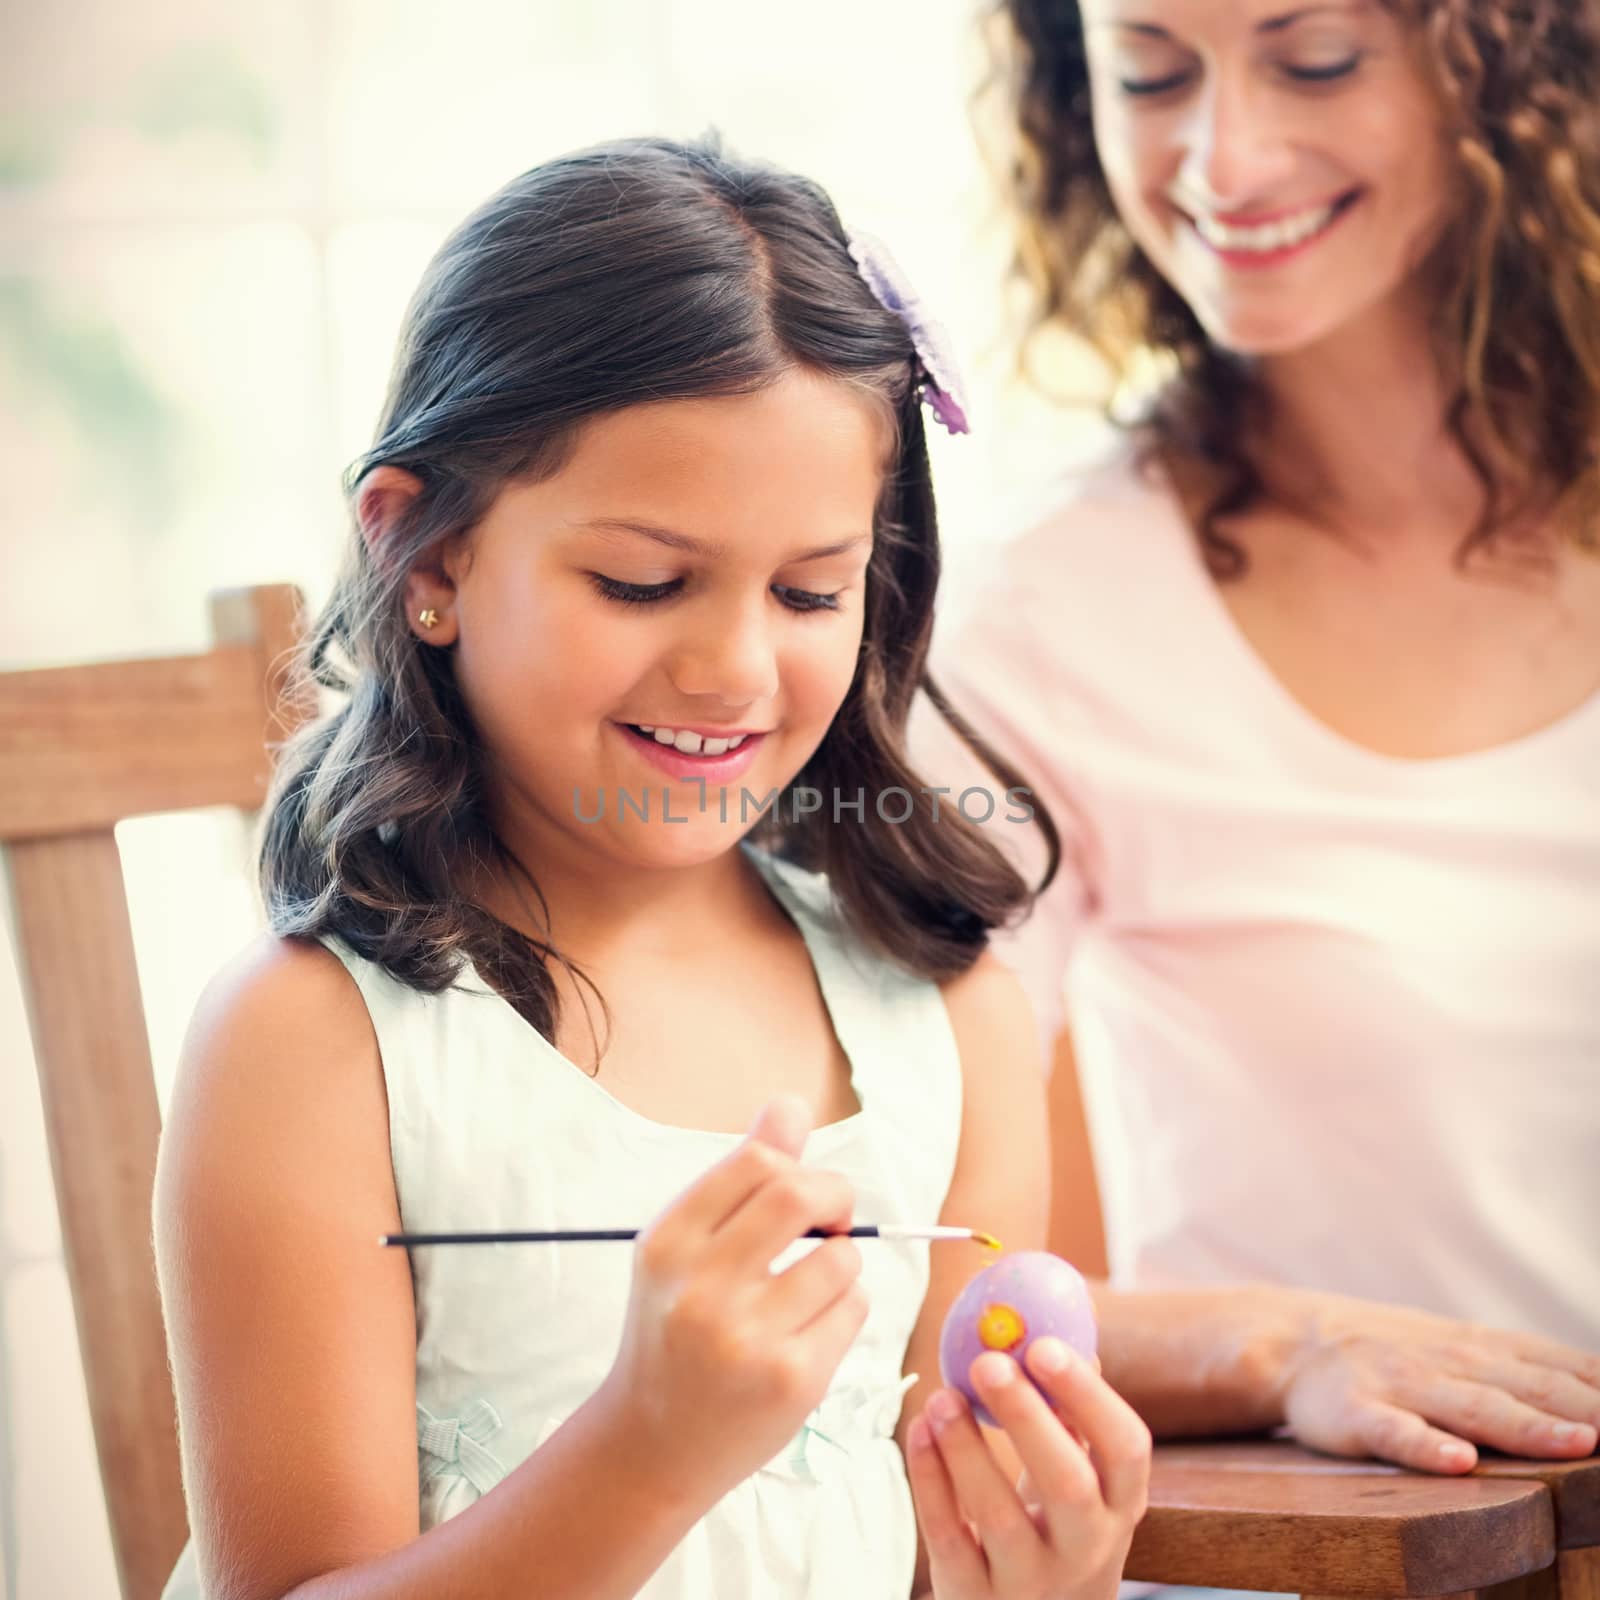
{"left": 381, "top": 1226, "right": 885, "bottom": 1247}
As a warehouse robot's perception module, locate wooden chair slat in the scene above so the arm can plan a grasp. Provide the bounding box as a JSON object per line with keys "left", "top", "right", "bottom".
{"left": 6, "top": 829, "right": 188, "bottom": 1600}
{"left": 0, "top": 585, "right": 313, "bottom": 840}
{"left": 0, "top": 646, "right": 269, "bottom": 837}
{"left": 3, "top": 584, "right": 310, "bottom": 1599}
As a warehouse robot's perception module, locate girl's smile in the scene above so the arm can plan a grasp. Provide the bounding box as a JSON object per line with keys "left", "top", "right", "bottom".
{"left": 612, "top": 722, "right": 770, "bottom": 784}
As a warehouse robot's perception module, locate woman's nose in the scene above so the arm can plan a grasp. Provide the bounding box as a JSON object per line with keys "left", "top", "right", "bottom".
{"left": 666, "top": 597, "right": 781, "bottom": 707}
{"left": 1176, "top": 70, "right": 1297, "bottom": 213}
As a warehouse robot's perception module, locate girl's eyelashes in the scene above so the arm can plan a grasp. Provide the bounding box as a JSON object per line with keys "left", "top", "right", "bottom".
{"left": 772, "top": 585, "right": 842, "bottom": 614}
{"left": 588, "top": 574, "right": 843, "bottom": 614}
{"left": 590, "top": 574, "right": 683, "bottom": 606}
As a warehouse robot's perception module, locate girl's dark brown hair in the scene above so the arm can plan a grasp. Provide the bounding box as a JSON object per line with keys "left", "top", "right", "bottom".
{"left": 260, "top": 134, "right": 1057, "bottom": 1038}
{"left": 987, "top": 0, "right": 1600, "bottom": 574}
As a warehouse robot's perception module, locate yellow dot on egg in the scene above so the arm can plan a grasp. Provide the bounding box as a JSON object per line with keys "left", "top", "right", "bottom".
{"left": 977, "top": 1302, "right": 1027, "bottom": 1351}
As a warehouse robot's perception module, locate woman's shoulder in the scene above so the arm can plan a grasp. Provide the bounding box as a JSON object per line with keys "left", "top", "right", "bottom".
{"left": 935, "top": 431, "right": 1208, "bottom": 699}
{"left": 989, "top": 432, "right": 1188, "bottom": 598}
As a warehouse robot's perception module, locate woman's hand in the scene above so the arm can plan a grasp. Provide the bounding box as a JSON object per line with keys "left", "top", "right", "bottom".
{"left": 1280, "top": 1295, "right": 1600, "bottom": 1472}
{"left": 905, "top": 1339, "right": 1151, "bottom": 1600}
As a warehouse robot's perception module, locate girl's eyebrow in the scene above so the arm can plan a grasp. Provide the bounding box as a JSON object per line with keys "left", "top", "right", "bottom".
{"left": 575, "top": 517, "right": 871, "bottom": 563}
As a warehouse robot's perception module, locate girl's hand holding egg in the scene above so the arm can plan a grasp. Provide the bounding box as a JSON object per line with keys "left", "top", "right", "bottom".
{"left": 939, "top": 1251, "right": 1099, "bottom": 1425}
{"left": 906, "top": 1252, "right": 1151, "bottom": 1600}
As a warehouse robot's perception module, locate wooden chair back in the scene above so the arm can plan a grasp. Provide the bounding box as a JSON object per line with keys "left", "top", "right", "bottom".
{"left": 0, "top": 585, "right": 311, "bottom": 1600}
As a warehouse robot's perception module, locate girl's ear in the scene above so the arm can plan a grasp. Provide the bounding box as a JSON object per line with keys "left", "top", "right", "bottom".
{"left": 355, "top": 465, "right": 425, "bottom": 561}
{"left": 356, "top": 465, "right": 461, "bottom": 646}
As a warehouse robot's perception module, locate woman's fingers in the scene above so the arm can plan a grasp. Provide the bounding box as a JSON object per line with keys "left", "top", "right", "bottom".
{"left": 1500, "top": 1332, "right": 1600, "bottom": 1392}
{"left": 905, "top": 1415, "right": 991, "bottom": 1597}
{"left": 1404, "top": 1374, "right": 1599, "bottom": 1459}
{"left": 1023, "top": 1339, "right": 1153, "bottom": 1518}
{"left": 922, "top": 1387, "right": 1043, "bottom": 1588}
{"left": 1345, "top": 1396, "right": 1481, "bottom": 1473}
{"left": 1285, "top": 1312, "right": 1600, "bottom": 1475}
{"left": 1483, "top": 1353, "right": 1600, "bottom": 1429}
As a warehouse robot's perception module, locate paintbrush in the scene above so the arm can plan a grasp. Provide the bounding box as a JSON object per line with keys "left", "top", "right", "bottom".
{"left": 381, "top": 1225, "right": 1001, "bottom": 1248}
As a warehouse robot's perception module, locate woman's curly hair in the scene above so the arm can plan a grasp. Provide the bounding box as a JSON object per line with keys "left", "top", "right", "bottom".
{"left": 986, "top": 0, "right": 1600, "bottom": 575}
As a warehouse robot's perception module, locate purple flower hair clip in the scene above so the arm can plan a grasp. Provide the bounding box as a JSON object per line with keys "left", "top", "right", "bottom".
{"left": 845, "top": 227, "right": 971, "bottom": 437}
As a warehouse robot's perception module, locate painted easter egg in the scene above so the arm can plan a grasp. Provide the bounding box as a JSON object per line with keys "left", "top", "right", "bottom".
{"left": 939, "top": 1251, "right": 1098, "bottom": 1426}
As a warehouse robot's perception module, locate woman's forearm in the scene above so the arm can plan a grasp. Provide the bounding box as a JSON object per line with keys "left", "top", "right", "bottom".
{"left": 280, "top": 1382, "right": 710, "bottom": 1600}
{"left": 1090, "top": 1280, "right": 1323, "bottom": 1437}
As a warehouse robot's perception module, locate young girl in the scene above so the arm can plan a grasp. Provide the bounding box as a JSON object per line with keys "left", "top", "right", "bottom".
{"left": 154, "top": 136, "right": 1152, "bottom": 1600}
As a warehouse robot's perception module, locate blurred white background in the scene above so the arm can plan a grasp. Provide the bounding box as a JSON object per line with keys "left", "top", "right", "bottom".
{"left": 0, "top": 3, "right": 1110, "bottom": 1594}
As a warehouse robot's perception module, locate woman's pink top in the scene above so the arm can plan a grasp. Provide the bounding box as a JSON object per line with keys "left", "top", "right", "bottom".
{"left": 922, "top": 444, "right": 1600, "bottom": 1349}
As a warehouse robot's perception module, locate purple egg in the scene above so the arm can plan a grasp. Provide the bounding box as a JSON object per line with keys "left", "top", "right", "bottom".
{"left": 938, "top": 1251, "right": 1098, "bottom": 1426}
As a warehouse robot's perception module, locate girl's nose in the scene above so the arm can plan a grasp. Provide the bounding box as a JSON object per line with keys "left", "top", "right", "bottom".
{"left": 1177, "top": 70, "right": 1297, "bottom": 214}
{"left": 666, "top": 598, "right": 781, "bottom": 707}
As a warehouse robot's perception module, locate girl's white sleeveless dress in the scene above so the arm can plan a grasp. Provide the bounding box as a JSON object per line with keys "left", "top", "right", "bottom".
{"left": 162, "top": 848, "right": 964, "bottom": 1599}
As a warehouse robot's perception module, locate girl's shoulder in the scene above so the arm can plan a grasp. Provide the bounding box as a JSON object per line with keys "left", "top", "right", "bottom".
{"left": 185, "top": 933, "right": 377, "bottom": 1067}
{"left": 938, "top": 947, "right": 1039, "bottom": 1068}
{"left": 158, "top": 934, "right": 386, "bottom": 1186}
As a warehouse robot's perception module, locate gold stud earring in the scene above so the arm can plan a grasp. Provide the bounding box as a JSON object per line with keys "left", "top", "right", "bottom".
{"left": 417, "top": 608, "right": 440, "bottom": 631}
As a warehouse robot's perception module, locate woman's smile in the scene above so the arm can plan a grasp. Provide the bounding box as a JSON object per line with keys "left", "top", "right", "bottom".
{"left": 1179, "top": 186, "right": 1363, "bottom": 270}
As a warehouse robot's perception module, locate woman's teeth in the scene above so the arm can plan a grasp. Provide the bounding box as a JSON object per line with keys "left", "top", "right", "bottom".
{"left": 634, "top": 725, "right": 749, "bottom": 756}
{"left": 1194, "top": 199, "right": 1340, "bottom": 254}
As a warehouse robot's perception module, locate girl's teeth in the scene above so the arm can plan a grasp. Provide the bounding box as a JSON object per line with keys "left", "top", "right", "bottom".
{"left": 633, "top": 725, "right": 749, "bottom": 756}
{"left": 1196, "top": 202, "right": 1336, "bottom": 253}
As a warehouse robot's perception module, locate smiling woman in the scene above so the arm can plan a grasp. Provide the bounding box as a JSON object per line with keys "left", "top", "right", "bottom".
{"left": 913, "top": 0, "right": 1600, "bottom": 1488}
{"left": 1080, "top": 0, "right": 1454, "bottom": 357}
{"left": 995, "top": 0, "right": 1600, "bottom": 572}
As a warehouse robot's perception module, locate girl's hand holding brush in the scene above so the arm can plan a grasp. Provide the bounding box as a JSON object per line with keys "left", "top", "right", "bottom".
{"left": 595, "top": 1093, "right": 870, "bottom": 1501}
